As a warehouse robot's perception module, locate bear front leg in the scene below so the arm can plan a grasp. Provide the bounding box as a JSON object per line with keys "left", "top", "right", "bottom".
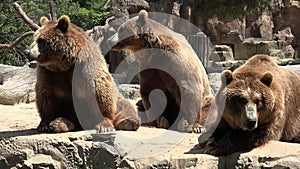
{"left": 174, "top": 86, "right": 205, "bottom": 133}
{"left": 140, "top": 83, "right": 163, "bottom": 126}
{"left": 94, "top": 73, "right": 117, "bottom": 133}
{"left": 36, "top": 90, "right": 57, "bottom": 132}
{"left": 202, "top": 124, "right": 278, "bottom": 156}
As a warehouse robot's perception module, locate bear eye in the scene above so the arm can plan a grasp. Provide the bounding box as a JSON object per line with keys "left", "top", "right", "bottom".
{"left": 254, "top": 98, "right": 261, "bottom": 105}
{"left": 37, "top": 38, "right": 46, "bottom": 45}
{"left": 238, "top": 96, "right": 248, "bottom": 104}
{"left": 255, "top": 97, "right": 265, "bottom": 109}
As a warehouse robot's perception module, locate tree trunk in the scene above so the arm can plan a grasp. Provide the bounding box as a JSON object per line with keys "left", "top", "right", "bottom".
{"left": 0, "top": 64, "right": 36, "bottom": 105}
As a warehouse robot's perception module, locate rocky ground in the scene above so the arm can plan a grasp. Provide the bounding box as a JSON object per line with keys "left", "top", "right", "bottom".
{"left": 0, "top": 102, "right": 300, "bottom": 169}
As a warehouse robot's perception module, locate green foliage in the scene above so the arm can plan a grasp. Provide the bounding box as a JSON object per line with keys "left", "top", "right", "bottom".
{"left": 0, "top": 0, "right": 109, "bottom": 66}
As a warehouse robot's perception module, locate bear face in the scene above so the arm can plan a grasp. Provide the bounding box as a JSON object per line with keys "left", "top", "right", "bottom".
{"left": 221, "top": 70, "right": 276, "bottom": 131}
{"left": 201, "top": 54, "right": 300, "bottom": 156}
{"left": 30, "top": 15, "right": 88, "bottom": 71}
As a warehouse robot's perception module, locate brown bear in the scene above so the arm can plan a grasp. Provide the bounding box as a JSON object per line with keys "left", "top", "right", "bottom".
{"left": 201, "top": 54, "right": 300, "bottom": 156}
{"left": 29, "top": 15, "right": 140, "bottom": 133}
{"left": 108, "top": 10, "right": 213, "bottom": 133}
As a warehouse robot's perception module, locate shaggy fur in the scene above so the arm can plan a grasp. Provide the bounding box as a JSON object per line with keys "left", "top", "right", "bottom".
{"left": 202, "top": 54, "right": 300, "bottom": 156}
{"left": 109, "top": 10, "right": 213, "bottom": 133}
{"left": 31, "top": 15, "right": 140, "bottom": 133}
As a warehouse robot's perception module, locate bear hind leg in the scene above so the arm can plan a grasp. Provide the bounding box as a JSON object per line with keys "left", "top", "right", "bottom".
{"left": 113, "top": 98, "right": 141, "bottom": 131}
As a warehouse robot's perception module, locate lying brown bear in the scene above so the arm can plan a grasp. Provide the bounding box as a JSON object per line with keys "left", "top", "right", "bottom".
{"left": 201, "top": 54, "right": 300, "bottom": 156}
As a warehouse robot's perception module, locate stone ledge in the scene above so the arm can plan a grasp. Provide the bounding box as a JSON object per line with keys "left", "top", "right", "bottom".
{"left": 0, "top": 104, "right": 300, "bottom": 169}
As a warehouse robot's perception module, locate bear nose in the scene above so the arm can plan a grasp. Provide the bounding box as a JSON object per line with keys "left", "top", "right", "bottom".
{"left": 247, "top": 119, "right": 256, "bottom": 130}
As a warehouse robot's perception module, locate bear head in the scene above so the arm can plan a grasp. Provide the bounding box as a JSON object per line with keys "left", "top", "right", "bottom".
{"left": 29, "top": 15, "right": 89, "bottom": 71}
{"left": 220, "top": 70, "right": 276, "bottom": 131}
{"left": 108, "top": 10, "right": 184, "bottom": 53}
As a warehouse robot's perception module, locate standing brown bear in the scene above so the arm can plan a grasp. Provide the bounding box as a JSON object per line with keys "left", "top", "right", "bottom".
{"left": 29, "top": 15, "right": 140, "bottom": 133}
{"left": 108, "top": 10, "right": 213, "bottom": 133}
{"left": 201, "top": 54, "right": 300, "bottom": 156}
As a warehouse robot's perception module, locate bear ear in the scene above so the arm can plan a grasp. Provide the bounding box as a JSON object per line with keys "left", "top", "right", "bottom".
{"left": 138, "top": 10, "right": 148, "bottom": 25}
{"left": 221, "top": 70, "right": 233, "bottom": 85}
{"left": 40, "top": 16, "right": 49, "bottom": 26}
{"left": 56, "top": 15, "right": 70, "bottom": 33}
{"left": 261, "top": 72, "right": 273, "bottom": 87}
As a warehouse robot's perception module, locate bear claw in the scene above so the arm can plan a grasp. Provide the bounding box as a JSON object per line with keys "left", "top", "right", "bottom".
{"left": 156, "top": 116, "right": 169, "bottom": 129}
{"left": 96, "top": 119, "right": 115, "bottom": 133}
{"left": 37, "top": 121, "right": 51, "bottom": 133}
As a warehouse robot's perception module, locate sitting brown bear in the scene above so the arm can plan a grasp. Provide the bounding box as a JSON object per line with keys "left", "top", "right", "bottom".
{"left": 201, "top": 54, "right": 300, "bottom": 156}
{"left": 108, "top": 10, "right": 213, "bottom": 133}
{"left": 29, "top": 15, "right": 140, "bottom": 133}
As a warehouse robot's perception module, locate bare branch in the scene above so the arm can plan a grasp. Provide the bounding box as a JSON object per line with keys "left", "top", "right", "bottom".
{"left": 102, "top": 0, "right": 111, "bottom": 11}
{"left": 49, "top": 0, "right": 57, "bottom": 21}
{"left": 0, "top": 31, "right": 35, "bottom": 50}
{"left": 105, "top": 16, "right": 115, "bottom": 25}
{"left": 12, "top": 2, "right": 40, "bottom": 31}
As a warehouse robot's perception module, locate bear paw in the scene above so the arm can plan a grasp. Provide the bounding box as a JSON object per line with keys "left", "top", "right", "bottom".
{"left": 200, "top": 138, "right": 227, "bottom": 156}
{"left": 115, "top": 117, "right": 141, "bottom": 131}
{"left": 201, "top": 145, "right": 224, "bottom": 156}
{"left": 156, "top": 116, "right": 169, "bottom": 129}
{"left": 37, "top": 120, "right": 51, "bottom": 133}
{"left": 96, "top": 118, "right": 115, "bottom": 133}
{"left": 49, "top": 117, "right": 75, "bottom": 133}
{"left": 188, "top": 124, "right": 206, "bottom": 133}
{"left": 177, "top": 118, "right": 205, "bottom": 133}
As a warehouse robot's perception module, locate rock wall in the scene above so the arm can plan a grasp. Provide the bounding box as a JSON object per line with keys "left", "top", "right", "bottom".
{"left": 146, "top": 0, "right": 300, "bottom": 61}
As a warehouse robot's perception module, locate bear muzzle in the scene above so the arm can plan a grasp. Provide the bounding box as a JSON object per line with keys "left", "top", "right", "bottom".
{"left": 242, "top": 104, "right": 258, "bottom": 131}
{"left": 26, "top": 42, "right": 41, "bottom": 61}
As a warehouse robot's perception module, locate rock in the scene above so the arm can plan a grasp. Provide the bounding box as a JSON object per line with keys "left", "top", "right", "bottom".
{"left": 1, "top": 102, "right": 300, "bottom": 168}
{"left": 118, "top": 84, "right": 141, "bottom": 100}
{"left": 272, "top": 2, "right": 300, "bottom": 57}
{"left": 270, "top": 49, "right": 285, "bottom": 59}
{"left": 274, "top": 27, "right": 294, "bottom": 45}
{"left": 207, "top": 18, "right": 245, "bottom": 45}
{"left": 0, "top": 64, "right": 36, "bottom": 105}
{"left": 208, "top": 73, "right": 222, "bottom": 93}
{"left": 23, "top": 154, "right": 61, "bottom": 169}
{"left": 211, "top": 45, "right": 234, "bottom": 62}
{"left": 282, "top": 44, "right": 295, "bottom": 58}
{"left": 235, "top": 39, "right": 287, "bottom": 60}
{"left": 249, "top": 12, "right": 274, "bottom": 40}
{"left": 258, "top": 12, "right": 274, "bottom": 40}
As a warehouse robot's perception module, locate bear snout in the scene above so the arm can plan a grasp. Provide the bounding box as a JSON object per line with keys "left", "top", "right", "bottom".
{"left": 26, "top": 42, "right": 40, "bottom": 61}
{"left": 242, "top": 103, "right": 258, "bottom": 131}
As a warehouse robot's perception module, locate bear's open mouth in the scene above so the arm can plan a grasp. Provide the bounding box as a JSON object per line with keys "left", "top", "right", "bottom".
{"left": 242, "top": 121, "right": 257, "bottom": 131}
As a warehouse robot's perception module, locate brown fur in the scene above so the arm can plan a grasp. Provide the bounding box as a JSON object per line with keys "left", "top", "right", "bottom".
{"left": 202, "top": 54, "right": 300, "bottom": 156}
{"left": 30, "top": 15, "right": 140, "bottom": 133}
{"left": 109, "top": 10, "right": 213, "bottom": 133}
